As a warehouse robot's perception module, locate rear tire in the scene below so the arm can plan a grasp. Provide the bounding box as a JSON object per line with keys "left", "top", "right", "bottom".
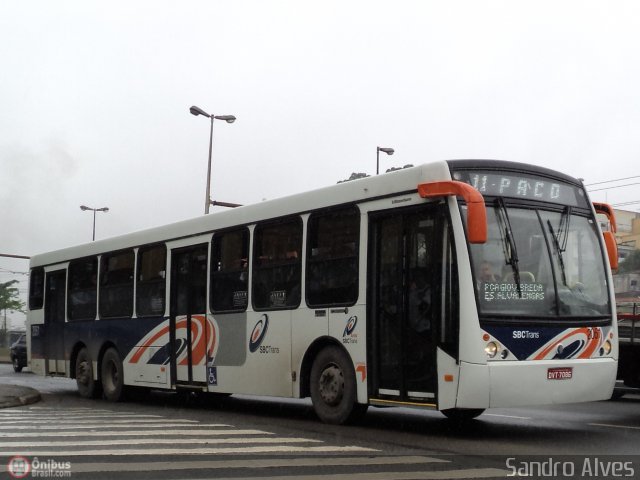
{"left": 76, "top": 348, "right": 100, "bottom": 399}
{"left": 441, "top": 408, "right": 485, "bottom": 422}
{"left": 101, "top": 348, "right": 125, "bottom": 402}
{"left": 310, "top": 345, "right": 367, "bottom": 424}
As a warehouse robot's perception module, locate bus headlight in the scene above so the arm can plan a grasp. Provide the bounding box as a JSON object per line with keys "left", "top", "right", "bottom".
{"left": 602, "top": 340, "right": 612, "bottom": 355}
{"left": 485, "top": 341, "right": 499, "bottom": 358}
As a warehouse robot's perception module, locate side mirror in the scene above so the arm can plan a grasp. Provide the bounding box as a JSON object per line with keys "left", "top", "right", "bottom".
{"left": 418, "top": 180, "right": 487, "bottom": 244}
{"left": 603, "top": 231, "right": 618, "bottom": 271}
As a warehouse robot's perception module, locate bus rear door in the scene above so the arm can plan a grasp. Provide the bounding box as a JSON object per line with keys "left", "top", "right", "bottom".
{"left": 44, "top": 269, "right": 66, "bottom": 375}
{"left": 170, "top": 245, "right": 209, "bottom": 386}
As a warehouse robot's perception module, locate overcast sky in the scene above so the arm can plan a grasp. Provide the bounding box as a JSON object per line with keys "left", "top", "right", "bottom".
{"left": 2, "top": 1, "right": 640, "bottom": 328}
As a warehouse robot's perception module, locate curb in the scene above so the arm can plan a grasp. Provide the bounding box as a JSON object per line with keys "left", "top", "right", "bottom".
{"left": 0, "top": 386, "right": 42, "bottom": 409}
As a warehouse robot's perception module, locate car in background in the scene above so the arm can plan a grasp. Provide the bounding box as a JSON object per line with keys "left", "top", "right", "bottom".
{"left": 10, "top": 334, "right": 27, "bottom": 373}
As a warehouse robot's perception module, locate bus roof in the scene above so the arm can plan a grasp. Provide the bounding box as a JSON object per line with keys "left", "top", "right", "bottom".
{"left": 29, "top": 159, "right": 582, "bottom": 268}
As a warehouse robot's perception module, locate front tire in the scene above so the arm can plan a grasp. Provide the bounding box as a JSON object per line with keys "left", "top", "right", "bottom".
{"left": 76, "top": 348, "right": 100, "bottom": 399}
{"left": 310, "top": 345, "right": 367, "bottom": 424}
{"left": 441, "top": 408, "right": 485, "bottom": 422}
{"left": 101, "top": 348, "right": 125, "bottom": 402}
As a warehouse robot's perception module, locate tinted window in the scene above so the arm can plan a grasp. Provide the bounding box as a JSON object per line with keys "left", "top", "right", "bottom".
{"left": 306, "top": 207, "right": 359, "bottom": 306}
{"left": 68, "top": 257, "right": 98, "bottom": 321}
{"left": 29, "top": 267, "right": 45, "bottom": 310}
{"left": 253, "top": 218, "right": 302, "bottom": 309}
{"left": 99, "top": 251, "right": 134, "bottom": 318}
{"left": 137, "top": 245, "right": 167, "bottom": 317}
{"left": 211, "top": 229, "right": 249, "bottom": 312}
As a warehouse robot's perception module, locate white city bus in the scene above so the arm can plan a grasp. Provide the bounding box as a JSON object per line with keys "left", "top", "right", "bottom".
{"left": 27, "top": 159, "right": 619, "bottom": 423}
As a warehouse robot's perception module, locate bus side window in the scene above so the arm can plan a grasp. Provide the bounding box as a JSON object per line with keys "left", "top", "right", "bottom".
{"left": 137, "top": 245, "right": 167, "bottom": 317}
{"left": 68, "top": 257, "right": 98, "bottom": 321}
{"left": 211, "top": 229, "right": 249, "bottom": 312}
{"left": 29, "top": 267, "right": 45, "bottom": 310}
{"left": 252, "top": 217, "right": 302, "bottom": 310}
{"left": 306, "top": 206, "right": 360, "bottom": 307}
{"left": 99, "top": 250, "right": 134, "bottom": 319}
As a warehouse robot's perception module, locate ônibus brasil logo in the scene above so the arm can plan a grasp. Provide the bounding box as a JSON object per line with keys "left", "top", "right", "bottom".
{"left": 7, "top": 456, "right": 31, "bottom": 478}
{"left": 249, "top": 314, "right": 269, "bottom": 352}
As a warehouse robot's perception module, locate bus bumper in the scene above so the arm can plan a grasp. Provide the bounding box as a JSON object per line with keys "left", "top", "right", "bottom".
{"left": 456, "top": 358, "right": 618, "bottom": 408}
{"left": 484, "top": 358, "right": 617, "bottom": 408}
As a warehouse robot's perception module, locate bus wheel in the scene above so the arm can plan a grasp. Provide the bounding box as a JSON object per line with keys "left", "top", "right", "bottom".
{"left": 310, "top": 346, "right": 366, "bottom": 424}
{"left": 101, "top": 348, "right": 125, "bottom": 402}
{"left": 76, "top": 348, "right": 99, "bottom": 399}
{"left": 441, "top": 408, "right": 485, "bottom": 422}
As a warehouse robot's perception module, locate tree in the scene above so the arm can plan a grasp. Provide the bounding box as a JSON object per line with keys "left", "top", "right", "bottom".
{"left": 0, "top": 280, "right": 25, "bottom": 315}
{"left": 619, "top": 249, "right": 640, "bottom": 273}
{"left": 337, "top": 172, "right": 370, "bottom": 184}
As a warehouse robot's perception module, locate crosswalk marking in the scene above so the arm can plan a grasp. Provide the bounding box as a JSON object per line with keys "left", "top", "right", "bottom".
{"left": 0, "top": 423, "right": 229, "bottom": 430}
{"left": 0, "top": 405, "right": 507, "bottom": 478}
{"left": 174, "top": 470, "right": 511, "bottom": 480}
{"left": 0, "top": 429, "right": 267, "bottom": 438}
{"left": 0, "top": 445, "right": 376, "bottom": 456}
{"left": 0, "top": 436, "right": 322, "bottom": 447}
{"left": 0, "top": 418, "right": 200, "bottom": 424}
{"left": 69, "top": 456, "right": 449, "bottom": 473}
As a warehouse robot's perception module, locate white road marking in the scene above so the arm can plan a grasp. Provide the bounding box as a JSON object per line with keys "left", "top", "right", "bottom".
{"left": 0, "top": 423, "right": 229, "bottom": 430}
{"left": 484, "top": 413, "right": 532, "bottom": 420}
{"left": 0, "top": 428, "right": 268, "bottom": 438}
{"left": 588, "top": 423, "right": 640, "bottom": 430}
{"left": 0, "top": 445, "right": 377, "bottom": 456}
{"left": 0, "top": 436, "right": 321, "bottom": 448}
{"left": 69, "top": 456, "right": 449, "bottom": 473}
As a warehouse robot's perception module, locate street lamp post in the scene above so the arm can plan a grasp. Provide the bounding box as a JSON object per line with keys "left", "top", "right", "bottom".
{"left": 189, "top": 105, "right": 236, "bottom": 214}
{"left": 80, "top": 205, "right": 109, "bottom": 241}
{"left": 376, "top": 147, "right": 395, "bottom": 175}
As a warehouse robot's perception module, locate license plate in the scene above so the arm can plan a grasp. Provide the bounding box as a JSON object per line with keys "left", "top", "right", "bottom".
{"left": 547, "top": 367, "right": 573, "bottom": 380}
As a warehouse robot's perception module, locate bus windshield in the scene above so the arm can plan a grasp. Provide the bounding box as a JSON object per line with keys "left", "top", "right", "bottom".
{"left": 466, "top": 203, "right": 610, "bottom": 319}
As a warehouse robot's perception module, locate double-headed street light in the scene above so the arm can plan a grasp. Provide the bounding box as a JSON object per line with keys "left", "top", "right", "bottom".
{"left": 189, "top": 105, "right": 236, "bottom": 214}
{"left": 80, "top": 205, "right": 109, "bottom": 241}
{"left": 376, "top": 147, "right": 395, "bottom": 175}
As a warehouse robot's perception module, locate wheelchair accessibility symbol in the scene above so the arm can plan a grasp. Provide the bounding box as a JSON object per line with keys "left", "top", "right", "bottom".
{"left": 208, "top": 366, "right": 218, "bottom": 386}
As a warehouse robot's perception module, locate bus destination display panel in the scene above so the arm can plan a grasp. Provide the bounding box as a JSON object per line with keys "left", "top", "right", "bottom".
{"left": 452, "top": 170, "right": 587, "bottom": 207}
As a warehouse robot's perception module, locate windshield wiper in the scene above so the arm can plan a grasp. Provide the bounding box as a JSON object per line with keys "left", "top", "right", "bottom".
{"left": 547, "top": 206, "right": 571, "bottom": 287}
{"left": 495, "top": 198, "right": 522, "bottom": 297}
{"left": 558, "top": 206, "right": 572, "bottom": 252}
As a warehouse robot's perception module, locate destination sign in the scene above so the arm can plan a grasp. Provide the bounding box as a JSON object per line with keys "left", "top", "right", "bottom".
{"left": 452, "top": 170, "right": 586, "bottom": 207}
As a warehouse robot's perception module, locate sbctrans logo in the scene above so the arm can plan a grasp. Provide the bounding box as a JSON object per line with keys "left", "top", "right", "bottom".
{"left": 249, "top": 314, "right": 269, "bottom": 352}
{"left": 7, "top": 456, "right": 31, "bottom": 478}
{"left": 343, "top": 316, "right": 358, "bottom": 344}
{"left": 343, "top": 316, "right": 358, "bottom": 337}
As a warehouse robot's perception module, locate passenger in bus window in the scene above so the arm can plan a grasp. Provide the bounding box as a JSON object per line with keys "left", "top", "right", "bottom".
{"left": 478, "top": 261, "right": 499, "bottom": 283}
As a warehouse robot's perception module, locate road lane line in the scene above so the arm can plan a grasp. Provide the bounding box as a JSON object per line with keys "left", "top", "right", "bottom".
{"left": 69, "top": 456, "right": 449, "bottom": 473}
{"left": 484, "top": 413, "right": 532, "bottom": 420}
{"left": 588, "top": 423, "right": 640, "bottom": 430}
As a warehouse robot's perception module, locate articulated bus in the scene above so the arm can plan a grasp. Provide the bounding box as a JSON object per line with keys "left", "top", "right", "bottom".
{"left": 27, "top": 160, "right": 619, "bottom": 424}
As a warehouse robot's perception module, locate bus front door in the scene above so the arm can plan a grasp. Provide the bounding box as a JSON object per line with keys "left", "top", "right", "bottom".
{"left": 170, "top": 244, "right": 209, "bottom": 386}
{"left": 44, "top": 270, "right": 66, "bottom": 374}
{"left": 369, "top": 206, "right": 441, "bottom": 404}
